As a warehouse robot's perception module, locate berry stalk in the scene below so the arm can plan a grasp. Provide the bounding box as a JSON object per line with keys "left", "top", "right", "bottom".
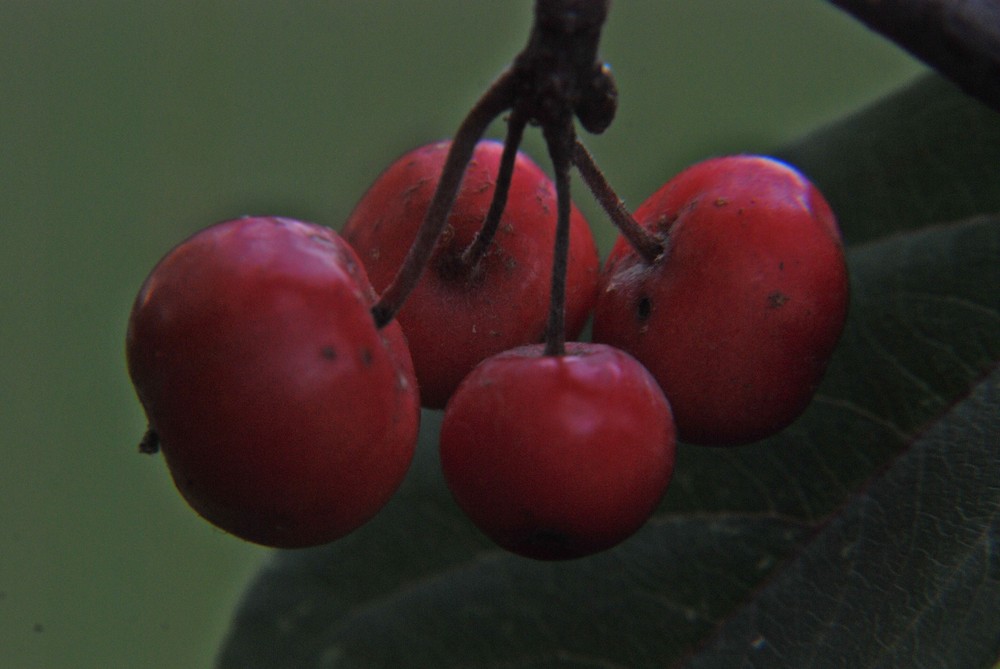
{"left": 371, "top": 73, "right": 516, "bottom": 328}
{"left": 543, "top": 122, "right": 575, "bottom": 357}
{"left": 573, "top": 140, "right": 663, "bottom": 264}
{"left": 459, "top": 110, "right": 528, "bottom": 270}
{"left": 372, "top": 0, "right": 617, "bottom": 332}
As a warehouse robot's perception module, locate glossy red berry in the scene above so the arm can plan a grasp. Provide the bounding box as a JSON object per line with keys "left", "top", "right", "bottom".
{"left": 440, "top": 343, "right": 676, "bottom": 560}
{"left": 593, "top": 155, "right": 849, "bottom": 446}
{"left": 343, "top": 139, "right": 600, "bottom": 409}
{"left": 126, "top": 216, "right": 419, "bottom": 548}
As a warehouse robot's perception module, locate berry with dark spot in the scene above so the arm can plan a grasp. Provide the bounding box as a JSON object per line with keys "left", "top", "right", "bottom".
{"left": 440, "top": 342, "right": 676, "bottom": 560}
{"left": 126, "top": 216, "right": 419, "bottom": 547}
{"left": 593, "top": 156, "right": 849, "bottom": 445}
{"left": 343, "top": 140, "right": 600, "bottom": 408}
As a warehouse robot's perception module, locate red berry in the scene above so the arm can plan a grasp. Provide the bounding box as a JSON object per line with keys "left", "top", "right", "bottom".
{"left": 343, "top": 140, "right": 600, "bottom": 408}
{"left": 440, "top": 343, "right": 676, "bottom": 560}
{"left": 593, "top": 156, "right": 849, "bottom": 445}
{"left": 126, "top": 216, "right": 419, "bottom": 548}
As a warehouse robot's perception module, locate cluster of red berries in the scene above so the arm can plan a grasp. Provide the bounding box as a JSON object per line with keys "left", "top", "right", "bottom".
{"left": 126, "top": 0, "right": 849, "bottom": 559}
{"left": 126, "top": 140, "right": 848, "bottom": 558}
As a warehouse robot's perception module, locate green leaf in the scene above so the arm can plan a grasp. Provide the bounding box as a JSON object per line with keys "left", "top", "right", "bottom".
{"left": 776, "top": 74, "right": 1000, "bottom": 245}
{"left": 217, "top": 75, "right": 1000, "bottom": 668}
{"left": 219, "top": 484, "right": 809, "bottom": 667}
{"left": 682, "top": 367, "right": 1000, "bottom": 669}
{"left": 669, "top": 211, "right": 999, "bottom": 521}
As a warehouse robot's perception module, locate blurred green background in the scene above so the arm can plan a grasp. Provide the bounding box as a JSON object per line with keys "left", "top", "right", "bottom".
{"left": 0, "top": 2, "right": 924, "bottom": 667}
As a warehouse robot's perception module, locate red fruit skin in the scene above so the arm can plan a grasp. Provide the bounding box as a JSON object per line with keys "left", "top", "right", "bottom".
{"left": 440, "top": 343, "right": 676, "bottom": 560}
{"left": 343, "top": 140, "right": 600, "bottom": 409}
{"left": 126, "top": 216, "right": 419, "bottom": 548}
{"left": 593, "top": 156, "right": 849, "bottom": 446}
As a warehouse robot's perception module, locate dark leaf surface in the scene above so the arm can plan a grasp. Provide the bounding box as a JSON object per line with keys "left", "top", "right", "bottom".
{"left": 218, "top": 75, "right": 1000, "bottom": 668}
{"left": 776, "top": 75, "right": 1000, "bottom": 246}
{"left": 667, "top": 211, "right": 998, "bottom": 522}
{"left": 682, "top": 366, "right": 1000, "bottom": 669}
{"left": 218, "top": 410, "right": 815, "bottom": 667}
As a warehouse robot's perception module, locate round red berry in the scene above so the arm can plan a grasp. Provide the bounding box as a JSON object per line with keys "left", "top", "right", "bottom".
{"left": 440, "top": 342, "right": 676, "bottom": 560}
{"left": 126, "top": 216, "right": 419, "bottom": 547}
{"left": 343, "top": 140, "right": 600, "bottom": 408}
{"left": 593, "top": 156, "right": 849, "bottom": 445}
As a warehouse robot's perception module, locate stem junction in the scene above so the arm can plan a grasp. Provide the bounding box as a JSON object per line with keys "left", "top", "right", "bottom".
{"left": 372, "top": 0, "right": 652, "bottom": 356}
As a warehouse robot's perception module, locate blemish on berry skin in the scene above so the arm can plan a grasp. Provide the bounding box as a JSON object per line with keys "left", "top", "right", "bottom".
{"left": 402, "top": 178, "right": 429, "bottom": 200}
{"left": 523, "top": 528, "right": 572, "bottom": 555}
{"left": 637, "top": 296, "right": 653, "bottom": 321}
{"left": 360, "top": 348, "right": 374, "bottom": 367}
{"left": 767, "top": 291, "right": 790, "bottom": 308}
{"left": 321, "top": 346, "right": 337, "bottom": 360}
{"left": 714, "top": 197, "right": 729, "bottom": 207}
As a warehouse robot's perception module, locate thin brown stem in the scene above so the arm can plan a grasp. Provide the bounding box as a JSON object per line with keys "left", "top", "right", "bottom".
{"left": 372, "top": 0, "right": 619, "bottom": 329}
{"left": 542, "top": 121, "right": 575, "bottom": 357}
{"left": 572, "top": 140, "right": 663, "bottom": 265}
{"left": 459, "top": 109, "right": 529, "bottom": 269}
{"left": 372, "top": 73, "right": 517, "bottom": 328}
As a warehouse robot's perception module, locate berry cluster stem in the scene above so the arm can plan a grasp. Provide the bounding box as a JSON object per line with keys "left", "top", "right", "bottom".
{"left": 543, "top": 122, "right": 575, "bottom": 357}
{"left": 572, "top": 140, "right": 663, "bottom": 265}
{"left": 371, "top": 74, "right": 516, "bottom": 328}
{"left": 372, "top": 0, "right": 623, "bottom": 358}
{"left": 459, "top": 110, "right": 528, "bottom": 270}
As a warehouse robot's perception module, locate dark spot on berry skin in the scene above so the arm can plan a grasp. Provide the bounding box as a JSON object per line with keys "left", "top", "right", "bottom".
{"left": 33, "top": 623, "right": 44, "bottom": 634}
{"left": 518, "top": 528, "right": 579, "bottom": 560}
{"left": 768, "top": 291, "right": 790, "bottom": 308}
{"left": 402, "top": 178, "right": 429, "bottom": 201}
{"left": 434, "top": 250, "right": 465, "bottom": 281}
{"left": 272, "top": 511, "right": 296, "bottom": 532}
{"left": 535, "top": 188, "right": 553, "bottom": 215}
{"left": 637, "top": 296, "right": 653, "bottom": 321}
{"left": 361, "top": 348, "right": 374, "bottom": 367}
{"left": 714, "top": 197, "right": 729, "bottom": 207}
{"left": 321, "top": 346, "right": 337, "bottom": 360}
